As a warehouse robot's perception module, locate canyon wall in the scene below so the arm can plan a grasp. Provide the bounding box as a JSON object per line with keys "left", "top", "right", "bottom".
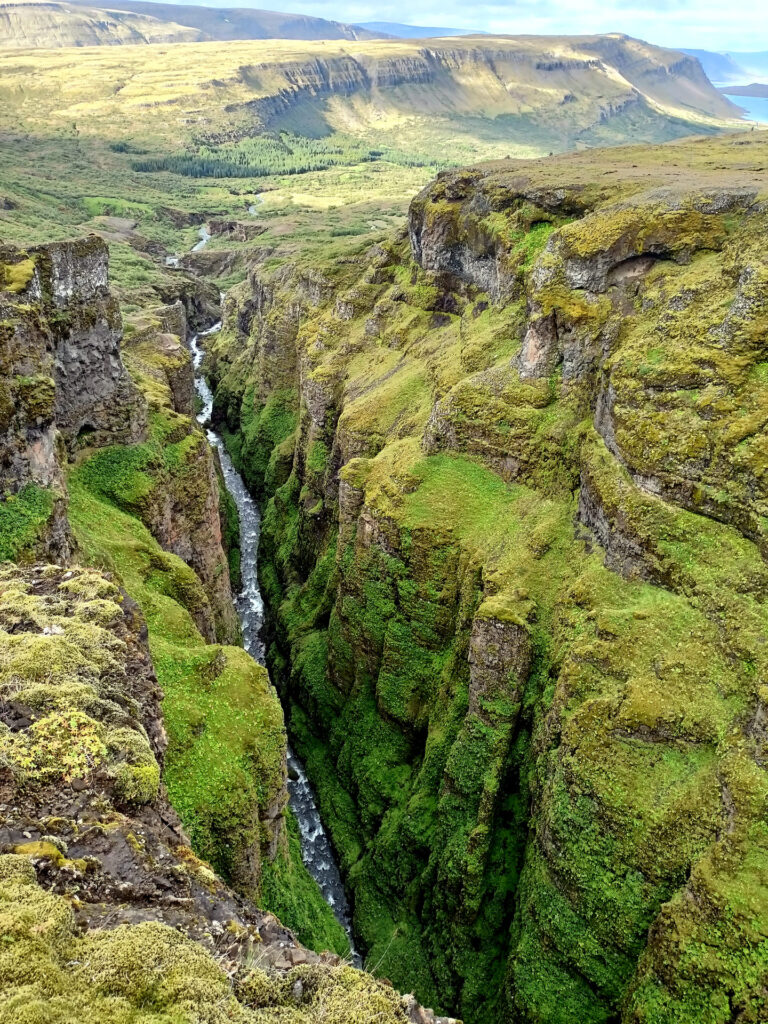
{"left": 0, "top": 236, "right": 239, "bottom": 642}
{"left": 0, "top": 562, "right": 451, "bottom": 1024}
{"left": 0, "top": 231, "right": 457, "bottom": 1023}
{"left": 209, "top": 133, "right": 768, "bottom": 1024}
{"left": 0, "top": 235, "right": 146, "bottom": 565}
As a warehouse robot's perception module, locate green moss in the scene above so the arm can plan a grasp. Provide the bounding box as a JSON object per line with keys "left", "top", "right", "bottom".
{"left": 226, "top": 387, "right": 299, "bottom": 498}
{"left": 1, "top": 256, "right": 35, "bottom": 293}
{"left": 0, "top": 566, "right": 163, "bottom": 808}
{"left": 67, "top": 473, "right": 284, "bottom": 888}
{"left": 0, "top": 852, "right": 411, "bottom": 1024}
{"left": 0, "top": 484, "right": 57, "bottom": 562}
{"left": 14, "top": 374, "right": 55, "bottom": 421}
{"left": 218, "top": 463, "right": 242, "bottom": 590}
{"left": 306, "top": 439, "right": 329, "bottom": 476}
{"left": 202, "top": 152, "right": 768, "bottom": 1024}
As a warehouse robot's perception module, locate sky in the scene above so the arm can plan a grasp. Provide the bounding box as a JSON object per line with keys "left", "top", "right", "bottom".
{"left": 178, "top": 0, "right": 766, "bottom": 52}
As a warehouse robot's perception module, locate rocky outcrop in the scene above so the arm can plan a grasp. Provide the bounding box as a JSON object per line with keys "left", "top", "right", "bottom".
{"left": 39, "top": 239, "right": 147, "bottom": 451}
{"left": 144, "top": 425, "right": 241, "bottom": 644}
{"left": 209, "top": 218, "right": 267, "bottom": 242}
{"left": 0, "top": 562, "right": 457, "bottom": 1024}
{"left": 177, "top": 247, "right": 241, "bottom": 279}
{"left": 210, "top": 132, "right": 768, "bottom": 1024}
{"left": 154, "top": 272, "right": 221, "bottom": 333}
{"left": 0, "top": 563, "right": 265, "bottom": 953}
{"left": 0, "top": 236, "right": 147, "bottom": 564}
{"left": 467, "top": 614, "right": 532, "bottom": 720}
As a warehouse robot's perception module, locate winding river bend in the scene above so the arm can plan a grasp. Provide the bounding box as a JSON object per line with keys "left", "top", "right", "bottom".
{"left": 189, "top": 322, "right": 359, "bottom": 961}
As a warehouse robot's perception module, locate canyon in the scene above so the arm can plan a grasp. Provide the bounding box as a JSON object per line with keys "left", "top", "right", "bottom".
{"left": 0, "top": 232, "right": 454, "bottom": 1023}
{"left": 0, "top": 76, "right": 767, "bottom": 1024}
{"left": 205, "top": 131, "right": 768, "bottom": 1023}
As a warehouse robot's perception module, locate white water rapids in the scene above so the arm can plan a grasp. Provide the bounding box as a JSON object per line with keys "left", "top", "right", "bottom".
{"left": 190, "top": 320, "right": 360, "bottom": 961}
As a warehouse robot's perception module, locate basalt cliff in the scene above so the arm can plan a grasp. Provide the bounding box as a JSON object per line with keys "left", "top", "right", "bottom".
{"left": 0, "top": 235, "right": 451, "bottom": 1024}
{"left": 206, "top": 132, "right": 768, "bottom": 1024}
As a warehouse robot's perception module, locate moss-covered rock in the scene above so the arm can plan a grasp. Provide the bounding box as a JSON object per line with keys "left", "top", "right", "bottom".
{"left": 0, "top": 565, "right": 439, "bottom": 1021}
{"left": 210, "top": 134, "right": 768, "bottom": 1023}
{"left": 0, "top": 852, "right": 429, "bottom": 1024}
{"left": 0, "top": 235, "right": 151, "bottom": 565}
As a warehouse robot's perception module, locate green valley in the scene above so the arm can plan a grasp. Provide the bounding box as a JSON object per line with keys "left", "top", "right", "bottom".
{"left": 1, "top": 16, "right": 767, "bottom": 1024}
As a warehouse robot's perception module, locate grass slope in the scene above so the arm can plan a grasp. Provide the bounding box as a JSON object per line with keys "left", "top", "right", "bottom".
{"left": 67, "top": 389, "right": 348, "bottom": 956}
{"left": 209, "top": 131, "right": 768, "bottom": 1022}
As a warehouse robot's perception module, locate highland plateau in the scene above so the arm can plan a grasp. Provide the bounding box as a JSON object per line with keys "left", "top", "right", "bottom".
{"left": 0, "top": 10, "right": 767, "bottom": 1024}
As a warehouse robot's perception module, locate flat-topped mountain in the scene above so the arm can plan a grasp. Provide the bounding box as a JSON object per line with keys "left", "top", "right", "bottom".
{"left": 0, "top": 0, "right": 386, "bottom": 49}
{"left": 0, "top": 33, "right": 741, "bottom": 154}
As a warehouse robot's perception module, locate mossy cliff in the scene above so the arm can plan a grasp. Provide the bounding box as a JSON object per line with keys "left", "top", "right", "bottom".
{"left": 208, "top": 132, "right": 768, "bottom": 1023}
{"left": 53, "top": 263, "right": 347, "bottom": 952}
{"left": 0, "top": 565, "right": 453, "bottom": 1024}
{"left": 0, "top": 243, "right": 459, "bottom": 1022}
{"left": 0, "top": 236, "right": 146, "bottom": 565}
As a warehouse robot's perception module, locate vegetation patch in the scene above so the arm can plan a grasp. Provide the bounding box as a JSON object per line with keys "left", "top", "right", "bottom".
{"left": 0, "top": 484, "right": 57, "bottom": 563}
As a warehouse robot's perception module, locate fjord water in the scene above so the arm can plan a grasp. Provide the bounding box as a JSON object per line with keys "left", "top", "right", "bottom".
{"left": 190, "top": 324, "right": 359, "bottom": 959}
{"left": 723, "top": 94, "right": 768, "bottom": 122}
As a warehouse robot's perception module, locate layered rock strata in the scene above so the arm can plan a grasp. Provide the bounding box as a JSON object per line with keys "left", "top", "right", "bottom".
{"left": 208, "top": 132, "right": 768, "bottom": 1024}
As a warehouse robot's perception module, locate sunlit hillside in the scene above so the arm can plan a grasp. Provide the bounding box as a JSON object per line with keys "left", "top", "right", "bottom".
{"left": 0, "top": 32, "right": 751, "bottom": 311}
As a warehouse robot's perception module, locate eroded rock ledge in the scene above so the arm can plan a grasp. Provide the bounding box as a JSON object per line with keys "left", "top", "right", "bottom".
{"left": 207, "top": 133, "right": 768, "bottom": 1024}
{"left": 0, "top": 563, "right": 456, "bottom": 1024}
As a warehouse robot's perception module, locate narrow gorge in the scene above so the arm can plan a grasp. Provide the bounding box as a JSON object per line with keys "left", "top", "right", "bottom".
{"left": 0, "top": 233, "right": 452, "bottom": 1023}
{"left": 204, "top": 132, "right": 768, "bottom": 1024}
{"left": 1, "top": 127, "right": 768, "bottom": 1024}
{"left": 191, "top": 317, "right": 359, "bottom": 956}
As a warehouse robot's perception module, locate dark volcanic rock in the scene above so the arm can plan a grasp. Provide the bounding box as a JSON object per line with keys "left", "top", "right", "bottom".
{"left": 0, "top": 236, "right": 147, "bottom": 562}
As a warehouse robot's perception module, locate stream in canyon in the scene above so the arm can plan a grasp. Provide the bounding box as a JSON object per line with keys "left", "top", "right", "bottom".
{"left": 189, "top": 320, "right": 360, "bottom": 962}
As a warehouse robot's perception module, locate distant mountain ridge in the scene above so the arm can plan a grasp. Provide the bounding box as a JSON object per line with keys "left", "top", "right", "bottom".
{"left": 356, "top": 22, "right": 483, "bottom": 38}
{"left": 0, "top": 0, "right": 388, "bottom": 48}
{"left": 682, "top": 48, "right": 768, "bottom": 83}
{"left": 1, "top": 31, "right": 742, "bottom": 154}
{"left": 720, "top": 83, "right": 768, "bottom": 98}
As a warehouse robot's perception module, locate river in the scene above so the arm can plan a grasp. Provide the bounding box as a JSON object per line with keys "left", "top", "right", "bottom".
{"left": 189, "top": 321, "right": 359, "bottom": 961}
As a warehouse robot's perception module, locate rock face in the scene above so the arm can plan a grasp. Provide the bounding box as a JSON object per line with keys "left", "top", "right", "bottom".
{"left": 93, "top": 301, "right": 242, "bottom": 645}
{"left": 40, "top": 239, "right": 148, "bottom": 452}
{"left": 0, "top": 563, "right": 263, "bottom": 953}
{"left": 0, "top": 236, "right": 146, "bottom": 564}
{"left": 0, "top": 563, "right": 451, "bottom": 1024}
{"left": 0, "top": 237, "right": 239, "bottom": 643}
{"left": 155, "top": 272, "right": 221, "bottom": 333}
{"left": 210, "top": 133, "right": 768, "bottom": 1024}
{"left": 145, "top": 425, "right": 240, "bottom": 644}
{"left": 209, "top": 218, "right": 267, "bottom": 242}
{"left": 239, "top": 35, "right": 736, "bottom": 139}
